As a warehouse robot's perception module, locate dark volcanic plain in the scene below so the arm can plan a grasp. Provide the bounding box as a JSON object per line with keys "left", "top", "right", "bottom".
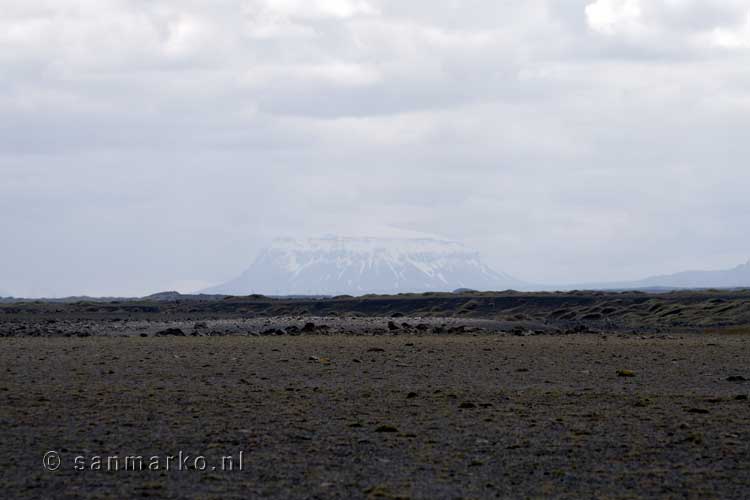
{"left": 1, "top": 291, "right": 750, "bottom": 499}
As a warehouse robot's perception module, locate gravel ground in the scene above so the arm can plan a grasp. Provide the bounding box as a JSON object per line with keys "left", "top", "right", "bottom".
{"left": 2, "top": 333, "right": 750, "bottom": 499}
{"left": 0, "top": 316, "right": 553, "bottom": 338}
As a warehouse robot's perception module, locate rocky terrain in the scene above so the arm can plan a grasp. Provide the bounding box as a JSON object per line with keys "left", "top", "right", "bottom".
{"left": 1, "top": 334, "right": 749, "bottom": 498}
{"left": 1, "top": 291, "right": 750, "bottom": 498}
{"left": 3, "top": 290, "right": 750, "bottom": 337}
{"left": 0, "top": 316, "right": 549, "bottom": 339}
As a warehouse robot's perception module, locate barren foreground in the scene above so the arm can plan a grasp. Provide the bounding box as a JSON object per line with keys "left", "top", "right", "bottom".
{"left": 2, "top": 334, "right": 750, "bottom": 499}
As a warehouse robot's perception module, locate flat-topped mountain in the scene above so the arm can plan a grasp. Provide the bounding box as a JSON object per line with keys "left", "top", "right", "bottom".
{"left": 204, "top": 236, "right": 522, "bottom": 296}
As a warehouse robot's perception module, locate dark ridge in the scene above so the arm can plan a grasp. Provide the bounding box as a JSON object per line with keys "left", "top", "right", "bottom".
{"left": 3, "top": 290, "right": 750, "bottom": 333}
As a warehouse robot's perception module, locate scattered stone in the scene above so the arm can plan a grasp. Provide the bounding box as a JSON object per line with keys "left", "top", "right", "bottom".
{"left": 374, "top": 425, "right": 398, "bottom": 433}
{"left": 511, "top": 327, "right": 529, "bottom": 336}
{"left": 302, "top": 323, "right": 317, "bottom": 333}
{"left": 687, "top": 408, "right": 710, "bottom": 414}
{"left": 155, "top": 328, "right": 185, "bottom": 337}
{"left": 363, "top": 485, "right": 396, "bottom": 497}
{"left": 566, "top": 325, "right": 593, "bottom": 334}
{"left": 683, "top": 432, "right": 704, "bottom": 444}
{"left": 633, "top": 397, "right": 651, "bottom": 408}
{"left": 309, "top": 356, "right": 331, "bottom": 365}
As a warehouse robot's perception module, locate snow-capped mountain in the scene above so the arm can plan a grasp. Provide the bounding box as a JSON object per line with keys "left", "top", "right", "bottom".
{"left": 204, "top": 236, "right": 522, "bottom": 296}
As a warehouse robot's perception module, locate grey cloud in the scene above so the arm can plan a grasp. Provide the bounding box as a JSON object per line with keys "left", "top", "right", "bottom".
{"left": 1, "top": 0, "right": 750, "bottom": 296}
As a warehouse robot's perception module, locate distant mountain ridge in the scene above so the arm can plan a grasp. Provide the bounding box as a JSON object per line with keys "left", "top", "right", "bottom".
{"left": 203, "top": 236, "right": 523, "bottom": 296}
{"left": 625, "top": 259, "right": 750, "bottom": 289}
{"left": 563, "top": 259, "right": 750, "bottom": 291}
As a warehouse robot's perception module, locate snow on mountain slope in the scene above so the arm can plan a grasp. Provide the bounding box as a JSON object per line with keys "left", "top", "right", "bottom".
{"left": 204, "top": 236, "right": 522, "bottom": 296}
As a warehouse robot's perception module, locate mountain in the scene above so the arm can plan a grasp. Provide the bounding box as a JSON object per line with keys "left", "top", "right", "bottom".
{"left": 627, "top": 260, "right": 750, "bottom": 289}
{"left": 203, "top": 236, "right": 522, "bottom": 296}
{"left": 557, "top": 260, "right": 750, "bottom": 291}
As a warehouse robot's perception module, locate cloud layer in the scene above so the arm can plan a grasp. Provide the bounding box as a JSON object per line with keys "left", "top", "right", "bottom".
{"left": 2, "top": 0, "right": 750, "bottom": 296}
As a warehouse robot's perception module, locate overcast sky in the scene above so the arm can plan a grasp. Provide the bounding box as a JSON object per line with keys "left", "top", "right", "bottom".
{"left": 2, "top": 0, "right": 750, "bottom": 296}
